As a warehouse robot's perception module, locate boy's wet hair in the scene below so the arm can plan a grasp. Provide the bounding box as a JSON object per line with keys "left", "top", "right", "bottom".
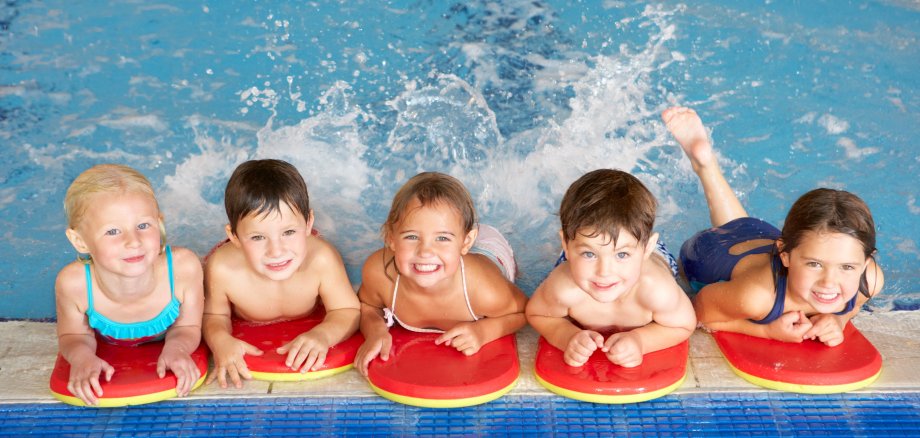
{"left": 778, "top": 188, "right": 877, "bottom": 297}
{"left": 224, "top": 159, "right": 310, "bottom": 235}
{"left": 64, "top": 163, "right": 167, "bottom": 249}
{"left": 559, "top": 169, "right": 656, "bottom": 246}
{"left": 382, "top": 171, "right": 476, "bottom": 243}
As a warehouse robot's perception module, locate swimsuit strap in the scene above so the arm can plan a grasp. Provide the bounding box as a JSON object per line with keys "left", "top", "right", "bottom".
{"left": 382, "top": 257, "right": 478, "bottom": 333}
{"left": 165, "top": 245, "right": 175, "bottom": 299}
{"left": 750, "top": 254, "right": 787, "bottom": 325}
{"left": 84, "top": 263, "right": 95, "bottom": 311}
{"left": 459, "top": 256, "right": 479, "bottom": 322}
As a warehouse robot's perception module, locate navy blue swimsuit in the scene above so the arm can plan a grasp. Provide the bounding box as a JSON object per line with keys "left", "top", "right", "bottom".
{"left": 679, "top": 217, "right": 857, "bottom": 324}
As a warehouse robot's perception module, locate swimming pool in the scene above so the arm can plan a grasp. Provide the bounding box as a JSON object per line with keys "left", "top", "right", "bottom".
{"left": 1, "top": 1, "right": 918, "bottom": 319}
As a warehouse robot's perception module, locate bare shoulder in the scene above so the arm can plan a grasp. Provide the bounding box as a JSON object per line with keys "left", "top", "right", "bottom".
{"left": 304, "top": 234, "right": 346, "bottom": 271}
{"left": 465, "top": 254, "right": 526, "bottom": 313}
{"left": 357, "top": 247, "right": 392, "bottom": 306}
{"left": 532, "top": 263, "right": 586, "bottom": 308}
{"left": 168, "top": 246, "right": 203, "bottom": 273}
{"left": 55, "top": 261, "right": 87, "bottom": 304}
{"left": 634, "top": 256, "right": 685, "bottom": 311}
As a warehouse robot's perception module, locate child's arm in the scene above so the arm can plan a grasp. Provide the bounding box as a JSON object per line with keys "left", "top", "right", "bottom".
{"left": 435, "top": 260, "right": 528, "bottom": 356}
{"left": 202, "top": 253, "right": 264, "bottom": 389}
{"left": 353, "top": 250, "right": 394, "bottom": 377}
{"left": 603, "top": 279, "right": 696, "bottom": 367}
{"left": 54, "top": 265, "right": 114, "bottom": 406}
{"left": 696, "top": 277, "right": 815, "bottom": 342}
{"left": 157, "top": 248, "right": 204, "bottom": 397}
{"left": 526, "top": 272, "right": 603, "bottom": 367}
{"left": 276, "top": 243, "right": 360, "bottom": 373}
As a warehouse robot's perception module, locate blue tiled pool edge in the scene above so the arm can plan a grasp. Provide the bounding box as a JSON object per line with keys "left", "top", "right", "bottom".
{"left": 3, "top": 392, "right": 920, "bottom": 436}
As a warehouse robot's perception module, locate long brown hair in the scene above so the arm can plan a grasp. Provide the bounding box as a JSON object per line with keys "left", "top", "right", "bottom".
{"left": 778, "top": 188, "right": 877, "bottom": 297}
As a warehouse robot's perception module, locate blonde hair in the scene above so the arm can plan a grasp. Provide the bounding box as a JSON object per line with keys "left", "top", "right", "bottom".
{"left": 64, "top": 164, "right": 166, "bottom": 248}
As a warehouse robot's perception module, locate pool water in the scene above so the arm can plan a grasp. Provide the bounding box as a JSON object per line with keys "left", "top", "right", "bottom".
{"left": 1, "top": 0, "right": 919, "bottom": 318}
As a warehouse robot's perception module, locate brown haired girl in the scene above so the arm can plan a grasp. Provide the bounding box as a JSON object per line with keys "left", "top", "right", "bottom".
{"left": 663, "top": 107, "right": 883, "bottom": 347}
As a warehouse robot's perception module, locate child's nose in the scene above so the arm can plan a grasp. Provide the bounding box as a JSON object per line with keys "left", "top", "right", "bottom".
{"left": 596, "top": 257, "right": 614, "bottom": 276}
{"left": 266, "top": 239, "right": 284, "bottom": 257}
{"left": 124, "top": 230, "right": 141, "bottom": 248}
{"left": 416, "top": 239, "right": 434, "bottom": 256}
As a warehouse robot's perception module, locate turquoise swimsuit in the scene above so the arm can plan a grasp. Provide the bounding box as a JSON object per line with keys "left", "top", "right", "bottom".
{"left": 85, "top": 246, "right": 180, "bottom": 346}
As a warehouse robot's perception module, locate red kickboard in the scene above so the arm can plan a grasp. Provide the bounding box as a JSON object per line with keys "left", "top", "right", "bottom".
{"left": 49, "top": 336, "right": 209, "bottom": 406}
{"left": 231, "top": 307, "right": 363, "bottom": 378}
{"left": 712, "top": 321, "right": 882, "bottom": 390}
{"left": 366, "top": 325, "right": 519, "bottom": 406}
{"left": 534, "top": 336, "right": 688, "bottom": 403}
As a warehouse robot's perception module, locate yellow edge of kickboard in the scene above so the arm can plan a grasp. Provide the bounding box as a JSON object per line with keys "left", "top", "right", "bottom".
{"left": 534, "top": 371, "right": 685, "bottom": 404}
{"left": 51, "top": 373, "right": 208, "bottom": 408}
{"left": 726, "top": 362, "right": 882, "bottom": 394}
{"left": 249, "top": 363, "right": 353, "bottom": 382}
{"left": 369, "top": 379, "right": 518, "bottom": 408}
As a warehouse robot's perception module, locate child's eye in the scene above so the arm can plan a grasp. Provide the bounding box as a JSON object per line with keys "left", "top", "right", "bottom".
{"left": 581, "top": 251, "right": 596, "bottom": 259}
{"left": 137, "top": 223, "right": 151, "bottom": 230}
{"left": 841, "top": 264, "right": 856, "bottom": 271}
{"left": 104, "top": 228, "right": 120, "bottom": 236}
{"left": 436, "top": 236, "right": 451, "bottom": 242}
{"left": 806, "top": 261, "right": 821, "bottom": 268}
{"left": 250, "top": 235, "right": 265, "bottom": 241}
{"left": 403, "top": 235, "right": 418, "bottom": 241}
{"left": 283, "top": 229, "right": 296, "bottom": 236}
{"left": 616, "top": 251, "right": 631, "bottom": 260}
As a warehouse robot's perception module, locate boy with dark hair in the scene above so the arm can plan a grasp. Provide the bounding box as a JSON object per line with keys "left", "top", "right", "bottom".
{"left": 203, "top": 159, "right": 360, "bottom": 388}
{"left": 526, "top": 169, "right": 695, "bottom": 367}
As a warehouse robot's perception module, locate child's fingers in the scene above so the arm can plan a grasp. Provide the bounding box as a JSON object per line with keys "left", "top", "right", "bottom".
{"left": 243, "top": 342, "right": 264, "bottom": 357}
{"left": 379, "top": 337, "right": 392, "bottom": 361}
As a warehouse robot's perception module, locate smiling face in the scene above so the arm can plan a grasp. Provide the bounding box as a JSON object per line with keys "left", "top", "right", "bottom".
{"left": 780, "top": 231, "right": 870, "bottom": 314}
{"left": 386, "top": 198, "right": 476, "bottom": 290}
{"left": 66, "top": 191, "right": 163, "bottom": 278}
{"left": 561, "top": 228, "right": 655, "bottom": 303}
{"left": 228, "top": 201, "right": 314, "bottom": 281}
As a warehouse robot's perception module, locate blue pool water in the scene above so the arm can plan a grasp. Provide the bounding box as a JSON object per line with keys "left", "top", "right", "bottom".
{"left": 2, "top": 0, "right": 919, "bottom": 318}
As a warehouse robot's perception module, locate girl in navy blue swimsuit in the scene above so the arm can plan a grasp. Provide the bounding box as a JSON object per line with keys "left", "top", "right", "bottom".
{"left": 662, "top": 107, "right": 883, "bottom": 347}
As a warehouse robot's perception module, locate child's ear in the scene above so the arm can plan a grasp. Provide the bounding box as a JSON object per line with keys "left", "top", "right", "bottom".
{"left": 558, "top": 229, "right": 568, "bottom": 259}
{"left": 643, "top": 232, "right": 660, "bottom": 260}
{"left": 305, "top": 209, "right": 315, "bottom": 231}
{"left": 225, "top": 224, "right": 241, "bottom": 247}
{"left": 65, "top": 228, "right": 89, "bottom": 253}
{"left": 776, "top": 238, "right": 790, "bottom": 267}
{"left": 460, "top": 227, "right": 479, "bottom": 255}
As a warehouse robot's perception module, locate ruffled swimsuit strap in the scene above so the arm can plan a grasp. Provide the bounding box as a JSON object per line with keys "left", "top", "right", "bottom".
{"left": 165, "top": 245, "right": 176, "bottom": 299}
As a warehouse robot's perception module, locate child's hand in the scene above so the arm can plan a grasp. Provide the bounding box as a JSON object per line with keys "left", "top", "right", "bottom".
{"left": 765, "top": 311, "right": 814, "bottom": 343}
{"left": 206, "top": 337, "right": 264, "bottom": 389}
{"left": 354, "top": 332, "right": 392, "bottom": 377}
{"left": 435, "top": 322, "right": 486, "bottom": 356}
{"left": 157, "top": 345, "right": 202, "bottom": 398}
{"left": 67, "top": 354, "right": 115, "bottom": 406}
{"left": 804, "top": 314, "right": 846, "bottom": 347}
{"left": 564, "top": 330, "right": 604, "bottom": 367}
{"left": 276, "top": 331, "right": 330, "bottom": 373}
{"left": 603, "top": 331, "right": 643, "bottom": 368}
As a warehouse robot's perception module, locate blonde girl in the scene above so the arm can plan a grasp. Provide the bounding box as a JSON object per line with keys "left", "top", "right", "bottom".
{"left": 55, "top": 164, "right": 204, "bottom": 405}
